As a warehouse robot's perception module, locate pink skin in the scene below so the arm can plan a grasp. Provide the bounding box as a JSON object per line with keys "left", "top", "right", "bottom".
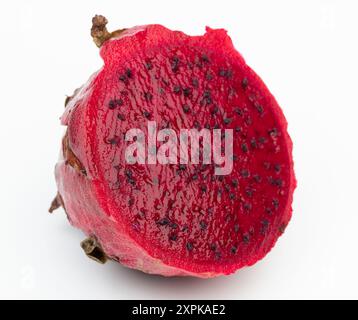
{"left": 55, "top": 24, "right": 296, "bottom": 277}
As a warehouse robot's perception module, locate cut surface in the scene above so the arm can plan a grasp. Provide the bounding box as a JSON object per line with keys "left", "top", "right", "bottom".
{"left": 58, "top": 24, "right": 295, "bottom": 276}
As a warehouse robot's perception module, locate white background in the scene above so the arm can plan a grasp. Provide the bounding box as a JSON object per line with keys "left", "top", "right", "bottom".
{"left": 0, "top": 0, "right": 357, "bottom": 299}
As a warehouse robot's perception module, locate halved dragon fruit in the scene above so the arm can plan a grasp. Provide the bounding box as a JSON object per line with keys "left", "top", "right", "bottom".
{"left": 50, "top": 15, "right": 296, "bottom": 278}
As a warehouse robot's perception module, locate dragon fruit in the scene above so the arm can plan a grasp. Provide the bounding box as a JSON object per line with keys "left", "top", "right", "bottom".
{"left": 50, "top": 15, "right": 296, "bottom": 278}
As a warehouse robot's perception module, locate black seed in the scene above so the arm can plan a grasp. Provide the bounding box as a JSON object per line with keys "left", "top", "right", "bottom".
{"left": 157, "top": 218, "right": 170, "bottom": 226}
{"left": 243, "top": 202, "right": 252, "bottom": 211}
{"left": 241, "top": 143, "right": 248, "bottom": 153}
{"left": 201, "top": 54, "right": 210, "bottom": 63}
{"left": 235, "top": 126, "right": 242, "bottom": 133}
{"left": 245, "top": 187, "right": 254, "bottom": 197}
{"left": 108, "top": 99, "right": 123, "bottom": 109}
{"left": 182, "top": 104, "right": 190, "bottom": 113}
{"left": 108, "top": 136, "right": 120, "bottom": 145}
{"left": 265, "top": 207, "right": 273, "bottom": 215}
{"left": 143, "top": 110, "right": 151, "bottom": 119}
{"left": 192, "top": 174, "right": 198, "bottom": 181}
{"left": 203, "top": 90, "right": 211, "bottom": 98}
{"left": 144, "top": 92, "right": 153, "bottom": 102}
{"left": 145, "top": 60, "right": 153, "bottom": 70}
{"left": 243, "top": 233, "right": 250, "bottom": 243}
{"left": 231, "top": 179, "right": 239, "bottom": 187}
{"left": 200, "top": 185, "right": 207, "bottom": 192}
{"left": 259, "top": 136, "right": 267, "bottom": 144}
{"left": 272, "top": 198, "right": 279, "bottom": 209}
{"left": 268, "top": 128, "right": 278, "bottom": 137}
{"left": 218, "top": 175, "right": 224, "bottom": 182}
{"left": 219, "top": 69, "right": 226, "bottom": 77}
{"left": 128, "top": 178, "right": 136, "bottom": 186}
{"left": 170, "top": 223, "right": 178, "bottom": 229}
{"left": 117, "top": 113, "right": 125, "bottom": 121}
{"left": 261, "top": 220, "right": 269, "bottom": 234}
{"left": 240, "top": 169, "right": 250, "bottom": 178}
{"left": 119, "top": 74, "right": 127, "bottom": 82}
{"left": 231, "top": 246, "right": 238, "bottom": 254}
{"left": 192, "top": 77, "right": 199, "bottom": 88}
{"left": 173, "top": 85, "right": 182, "bottom": 94}
{"left": 255, "top": 103, "right": 264, "bottom": 114}
{"left": 200, "top": 90, "right": 213, "bottom": 105}
{"left": 210, "top": 243, "right": 217, "bottom": 251}
{"left": 224, "top": 184, "right": 231, "bottom": 192}
{"left": 215, "top": 252, "right": 222, "bottom": 260}
{"left": 250, "top": 138, "right": 257, "bottom": 149}
{"left": 219, "top": 69, "right": 232, "bottom": 78}
{"left": 186, "top": 242, "right": 193, "bottom": 251}
{"left": 235, "top": 108, "right": 243, "bottom": 116}
{"left": 241, "top": 77, "right": 248, "bottom": 89}
{"left": 224, "top": 118, "right": 232, "bottom": 125}
{"left": 200, "top": 221, "right": 207, "bottom": 230}
{"left": 204, "top": 123, "right": 210, "bottom": 129}
{"left": 169, "top": 234, "right": 178, "bottom": 241}
{"left": 108, "top": 101, "right": 116, "bottom": 110}
{"left": 274, "top": 164, "right": 281, "bottom": 173}
{"left": 178, "top": 164, "right": 187, "bottom": 171}
{"left": 275, "top": 178, "right": 283, "bottom": 187}
{"left": 128, "top": 198, "right": 134, "bottom": 206}
{"left": 253, "top": 174, "right": 262, "bottom": 183}
{"left": 125, "top": 69, "right": 132, "bottom": 78}
{"left": 193, "top": 120, "right": 200, "bottom": 129}
{"left": 234, "top": 224, "right": 240, "bottom": 233}
{"left": 213, "top": 123, "right": 220, "bottom": 129}
{"left": 171, "top": 56, "right": 180, "bottom": 72}
{"left": 229, "top": 193, "right": 236, "bottom": 200}
{"left": 206, "top": 72, "right": 213, "bottom": 81}
{"left": 270, "top": 177, "right": 283, "bottom": 187}
{"left": 183, "top": 87, "right": 192, "bottom": 97}
{"left": 125, "top": 169, "right": 133, "bottom": 178}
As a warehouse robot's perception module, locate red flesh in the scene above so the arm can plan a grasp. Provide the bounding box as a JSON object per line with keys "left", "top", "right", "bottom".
{"left": 55, "top": 25, "right": 296, "bottom": 277}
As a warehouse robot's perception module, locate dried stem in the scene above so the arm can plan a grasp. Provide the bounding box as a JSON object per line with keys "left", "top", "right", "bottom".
{"left": 49, "top": 192, "right": 64, "bottom": 213}
{"left": 81, "top": 237, "right": 108, "bottom": 264}
{"left": 91, "top": 15, "right": 125, "bottom": 47}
